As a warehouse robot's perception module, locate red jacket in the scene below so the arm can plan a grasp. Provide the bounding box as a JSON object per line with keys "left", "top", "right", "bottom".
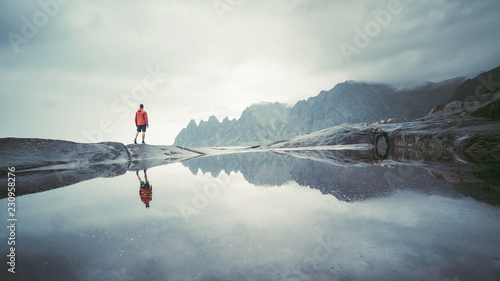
{"left": 135, "top": 108, "right": 148, "bottom": 126}
{"left": 140, "top": 185, "right": 152, "bottom": 205}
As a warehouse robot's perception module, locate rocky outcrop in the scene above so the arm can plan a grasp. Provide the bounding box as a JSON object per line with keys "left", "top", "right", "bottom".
{"left": 0, "top": 138, "right": 130, "bottom": 171}
{"left": 265, "top": 91, "right": 500, "bottom": 165}
{"left": 388, "top": 90, "right": 500, "bottom": 164}
{"left": 0, "top": 138, "right": 203, "bottom": 198}
{"left": 255, "top": 91, "right": 500, "bottom": 191}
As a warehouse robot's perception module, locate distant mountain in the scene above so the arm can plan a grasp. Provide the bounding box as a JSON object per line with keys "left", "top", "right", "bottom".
{"left": 280, "top": 78, "right": 463, "bottom": 139}
{"left": 174, "top": 68, "right": 500, "bottom": 147}
{"left": 174, "top": 102, "right": 291, "bottom": 147}
{"left": 450, "top": 66, "right": 500, "bottom": 102}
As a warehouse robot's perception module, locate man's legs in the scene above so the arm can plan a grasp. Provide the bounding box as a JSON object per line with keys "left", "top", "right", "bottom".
{"left": 134, "top": 125, "right": 146, "bottom": 144}
{"left": 136, "top": 170, "right": 142, "bottom": 182}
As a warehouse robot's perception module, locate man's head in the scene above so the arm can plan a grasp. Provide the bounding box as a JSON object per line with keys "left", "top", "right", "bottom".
{"left": 140, "top": 104, "right": 144, "bottom": 109}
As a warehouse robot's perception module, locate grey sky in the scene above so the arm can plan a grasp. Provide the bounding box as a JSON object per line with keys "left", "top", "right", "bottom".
{"left": 1, "top": 0, "right": 500, "bottom": 144}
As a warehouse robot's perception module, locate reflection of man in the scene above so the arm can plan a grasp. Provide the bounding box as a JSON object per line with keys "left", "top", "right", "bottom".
{"left": 136, "top": 170, "right": 152, "bottom": 208}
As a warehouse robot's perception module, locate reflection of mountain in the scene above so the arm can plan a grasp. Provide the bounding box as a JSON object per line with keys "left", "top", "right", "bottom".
{"left": 183, "top": 152, "right": 293, "bottom": 186}
{"left": 285, "top": 157, "right": 500, "bottom": 206}
{"left": 182, "top": 148, "right": 500, "bottom": 206}
{"left": 181, "top": 145, "right": 393, "bottom": 187}
{"left": 287, "top": 158, "right": 426, "bottom": 201}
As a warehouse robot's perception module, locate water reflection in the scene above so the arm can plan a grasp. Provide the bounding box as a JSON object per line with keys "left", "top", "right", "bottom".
{"left": 136, "top": 169, "right": 152, "bottom": 208}
{"left": 2, "top": 151, "right": 500, "bottom": 281}
{"left": 182, "top": 152, "right": 500, "bottom": 206}
{"left": 4, "top": 143, "right": 499, "bottom": 204}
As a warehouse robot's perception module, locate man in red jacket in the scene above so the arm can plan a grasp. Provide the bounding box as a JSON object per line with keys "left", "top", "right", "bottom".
{"left": 134, "top": 104, "right": 149, "bottom": 144}
{"left": 136, "top": 170, "right": 152, "bottom": 209}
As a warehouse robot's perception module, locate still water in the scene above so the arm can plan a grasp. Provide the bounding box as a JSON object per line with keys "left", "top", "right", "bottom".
{"left": 1, "top": 152, "right": 500, "bottom": 281}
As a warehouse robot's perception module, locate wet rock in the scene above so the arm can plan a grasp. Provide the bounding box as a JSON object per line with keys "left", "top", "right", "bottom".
{"left": 126, "top": 144, "right": 203, "bottom": 171}
{"left": 0, "top": 138, "right": 203, "bottom": 198}
{"left": 265, "top": 123, "right": 385, "bottom": 149}
{"left": 0, "top": 138, "right": 129, "bottom": 171}
{"left": 265, "top": 92, "right": 500, "bottom": 167}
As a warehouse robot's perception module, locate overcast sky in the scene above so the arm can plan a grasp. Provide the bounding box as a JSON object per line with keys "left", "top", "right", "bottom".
{"left": 1, "top": 0, "right": 500, "bottom": 144}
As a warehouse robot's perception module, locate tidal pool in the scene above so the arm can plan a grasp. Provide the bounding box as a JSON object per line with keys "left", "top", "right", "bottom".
{"left": 1, "top": 152, "right": 500, "bottom": 281}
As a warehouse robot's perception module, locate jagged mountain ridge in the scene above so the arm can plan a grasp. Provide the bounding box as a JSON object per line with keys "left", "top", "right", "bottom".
{"left": 280, "top": 78, "right": 464, "bottom": 139}
{"left": 174, "top": 67, "right": 500, "bottom": 147}
{"left": 174, "top": 102, "right": 291, "bottom": 147}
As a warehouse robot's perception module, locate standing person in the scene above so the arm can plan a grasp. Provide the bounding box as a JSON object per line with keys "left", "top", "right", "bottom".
{"left": 134, "top": 104, "right": 149, "bottom": 144}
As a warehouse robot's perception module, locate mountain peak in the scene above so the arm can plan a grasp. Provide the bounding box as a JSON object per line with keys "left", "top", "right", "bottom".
{"left": 174, "top": 102, "right": 291, "bottom": 147}
{"left": 208, "top": 115, "right": 219, "bottom": 123}
{"left": 187, "top": 119, "right": 197, "bottom": 127}
{"left": 175, "top": 66, "right": 498, "bottom": 146}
